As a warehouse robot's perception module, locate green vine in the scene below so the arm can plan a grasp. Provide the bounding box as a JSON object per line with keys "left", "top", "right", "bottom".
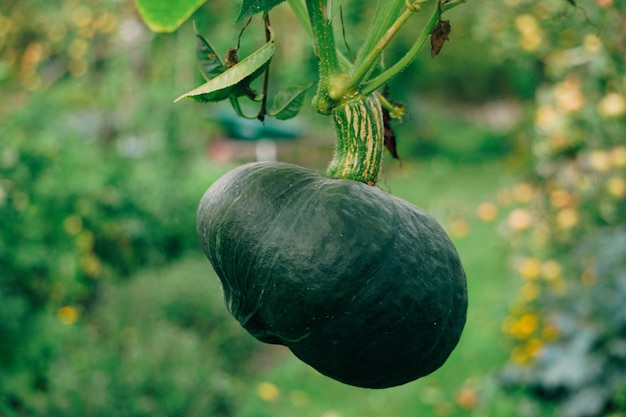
{"left": 164, "top": 0, "right": 466, "bottom": 184}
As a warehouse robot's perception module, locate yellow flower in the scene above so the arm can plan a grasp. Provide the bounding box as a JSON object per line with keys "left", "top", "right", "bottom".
{"left": 476, "top": 201, "right": 498, "bottom": 222}
{"left": 257, "top": 382, "right": 280, "bottom": 402}
{"left": 588, "top": 150, "right": 612, "bottom": 172}
{"left": 541, "top": 260, "right": 562, "bottom": 281}
{"left": 550, "top": 188, "right": 575, "bottom": 208}
{"left": 598, "top": 93, "right": 626, "bottom": 118}
{"left": 610, "top": 146, "right": 626, "bottom": 168}
{"left": 513, "top": 183, "right": 535, "bottom": 203}
{"left": 554, "top": 75, "right": 585, "bottom": 113}
{"left": 520, "top": 258, "right": 542, "bottom": 280}
{"left": 514, "top": 14, "right": 544, "bottom": 52}
{"left": 556, "top": 207, "right": 579, "bottom": 229}
{"left": 525, "top": 338, "right": 544, "bottom": 358}
{"left": 58, "top": 305, "right": 79, "bottom": 325}
{"left": 455, "top": 387, "right": 479, "bottom": 410}
{"left": 514, "top": 14, "right": 538, "bottom": 32}
{"left": 508, "top": 209, "right": 533, "bottom": 232}
{"left": 583, "top": 33, "right": 603, "bottom": 53}
{"left": 542, "top": 324, "right": 560, "bottom": 342}
{"left": 81, "top": 253, "right": 102, "bottom": 277}
{"left": 607, "top": 176, "right": 626, "bottom": 198}
{"left": 535, "top": 105, "right": 561, "bottom": 134}
{"left": 510, "top": 345, "right": 531, "bottom": 364}
{"left": 510, "top": 314, "right": 539, "bottom": 340}
{"left": 521, "top": 282, "right": 541, "bottom": 301}
{"left": 510, "top": 338, "right": 544, "bottom": 365}
{"left": 449, "top": 218, "right": 470, "bottom": 239}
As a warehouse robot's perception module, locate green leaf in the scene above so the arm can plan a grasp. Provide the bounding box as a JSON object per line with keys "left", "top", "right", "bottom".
{"left": 330, "top": 0, "right": 346, "bottom": 19}
{"left": 236, "top": 0, "right": 285, "bottom": 23}
{"left": 174, "top": 40, "right": 275, "bottom": 103}
{"left": 135, "top": 0, "right": 206, "bottom": 32}
{"left": 195, "top": 31, "right": 226, "bottom": 81}
{"left": 229, "top": 96, "right": 260, "bottom": 119}
{"left": 268, "top": 82, "right": 314, "bottom": 120}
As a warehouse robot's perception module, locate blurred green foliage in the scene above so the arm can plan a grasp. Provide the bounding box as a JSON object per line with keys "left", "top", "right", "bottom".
{"left": 1, "top": 257, "right": 258, "bottom": 417}
{"left": 0, "top": 0, "right": 234, "bottom": 411}
{"left": 2, "top": 0, "right": 625, "bottom": 415}
{"left": 480, "top": 0, "right": 626, "bottom": 415}
{"left": 0, "top": 75, "right": 229, "bottom": 414}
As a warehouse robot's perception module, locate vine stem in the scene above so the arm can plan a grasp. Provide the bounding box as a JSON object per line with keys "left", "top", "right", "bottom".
{"left": 305, "top": 0, "right": 342, "bottom": 114}
{"left": 352, "top": 0, "right": 406, "bottom": 70}
{"left": 361, "top": 0, "right": 465, "bottom": 96}
{"left": 342, "top": 2, "right": 422, "bottom": 97}
{"left": 258, "top": 14, "right": 272, "bottom": 121}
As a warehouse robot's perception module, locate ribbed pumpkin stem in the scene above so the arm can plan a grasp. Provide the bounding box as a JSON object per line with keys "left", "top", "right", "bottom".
{"left": 327, "top": 94, "right": 385, "bottom": 185}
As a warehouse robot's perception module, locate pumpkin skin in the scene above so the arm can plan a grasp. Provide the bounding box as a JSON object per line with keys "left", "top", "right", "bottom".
{"left": 197, "top": 161, "right": 467, "bottom": 388}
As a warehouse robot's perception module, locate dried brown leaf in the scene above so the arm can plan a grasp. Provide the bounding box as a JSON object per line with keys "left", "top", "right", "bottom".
{"left": 430, "top": 20, "right": 451, "bottom": 58}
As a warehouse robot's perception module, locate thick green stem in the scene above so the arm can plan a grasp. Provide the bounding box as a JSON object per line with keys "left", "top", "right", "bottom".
{"left": 306, "top": 0, "right": 341, "bottom": 114}
{"left": 303, "top": 0, "right": 465, "bottom": 184}
{"left": 327, "top": 94, "right": 385, "bottom": 184}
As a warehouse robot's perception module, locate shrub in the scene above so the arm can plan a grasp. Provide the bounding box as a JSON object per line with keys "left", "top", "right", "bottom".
{"left": 1, "top": 258, "right": 259, "bottom": 417}
{"left": 484, "top": 0, "right": 626, "bottom": 415}
{"left": 0, "top": 48, "right": 224, "bottom": 415}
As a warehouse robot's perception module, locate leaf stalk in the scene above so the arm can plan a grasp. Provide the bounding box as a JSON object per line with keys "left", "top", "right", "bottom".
{"left": 361, "top": 0, "right": 464, "bottom": 96}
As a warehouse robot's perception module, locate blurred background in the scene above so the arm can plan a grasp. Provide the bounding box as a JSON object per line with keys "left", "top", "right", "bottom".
{"left": 1, "top": 0, "right": 625, "bottom": 416}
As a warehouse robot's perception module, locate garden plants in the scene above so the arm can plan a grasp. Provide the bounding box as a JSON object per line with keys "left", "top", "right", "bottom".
{"left": 137, "top": 0, "right": 468, "bottom": 388}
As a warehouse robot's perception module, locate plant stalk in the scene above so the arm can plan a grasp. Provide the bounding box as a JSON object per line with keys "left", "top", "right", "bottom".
{"left": 352, "top": 0, "right": 406, "bottom": 70}
{"left": 361, "top": 4, "right": 438, "bottom": 96}
{"left": 345, "top": 5, "right": 419, "bottom": 95}
{"left": 306, "top": 0, "right": 342, "bottom": 114}
{"left": 328, "top": 94, "right": 385, "bottom": 184}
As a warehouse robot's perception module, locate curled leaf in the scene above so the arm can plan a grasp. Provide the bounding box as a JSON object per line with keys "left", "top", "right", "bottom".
{"left": 174, "top": 39, "right": 275, "bottom": 103}
{"left": 236, "top": 0, "right": 285, "bottom": 23}
{"left": 430, "top": 19, "right": 451, "bottom": 58}
{"left": 268, "top": 82, "right": 315, "bottom": 120}
{"left": 195, "top": 31, "right": 226, "bottom": 81}
{"left": 382, "top": 106, "right": 400, "bottom": 160}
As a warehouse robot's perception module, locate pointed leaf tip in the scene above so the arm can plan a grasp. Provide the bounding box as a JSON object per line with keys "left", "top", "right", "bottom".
{"left": 135, "top": 0, "right": 206, "bottom": 32}
{"left": 174, "top": 39, "right": 275, "bottom": 103}
{"left": 268, "top": 82, "right": 315, "bottom": 120}
{"left": 236, "top": 0, "right": 286, "bottom": 23}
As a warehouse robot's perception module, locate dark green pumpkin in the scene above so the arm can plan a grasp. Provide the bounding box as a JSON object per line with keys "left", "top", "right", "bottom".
{"left": 197, "top": 161, "right": 467, "bottom": 388}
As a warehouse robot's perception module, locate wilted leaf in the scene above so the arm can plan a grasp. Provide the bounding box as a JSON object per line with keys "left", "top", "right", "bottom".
{"left": 430, "top": 20, "right": 451, "bottom": 58}
{"left": 195, "top": 32, "right": 226, "bottom": 81}
{"left": 236, "top": 0, "right": 285, "bottom": 23}
{"left": 382, "top": 106, "right": 400, "bottom": 160}
{"left": 135, "top": 0, "right": 206, "bottom": 32}
{"left": 268, "top": 83, "right": 314, "bottom": 120}
{"left": 174, "top": 40, "right": 275, "bottom": 103}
